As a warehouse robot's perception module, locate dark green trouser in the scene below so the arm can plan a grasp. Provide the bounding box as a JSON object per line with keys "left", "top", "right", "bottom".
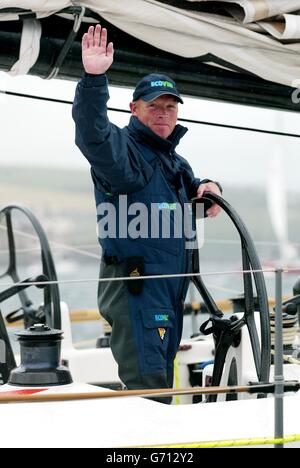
{"left": 98, "top": 262, "right": 173, "bottom": 404}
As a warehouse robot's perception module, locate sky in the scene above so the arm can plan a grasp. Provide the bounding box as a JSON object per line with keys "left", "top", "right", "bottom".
{"left": 1, "top": 71, "right": 300, "bottom": 192}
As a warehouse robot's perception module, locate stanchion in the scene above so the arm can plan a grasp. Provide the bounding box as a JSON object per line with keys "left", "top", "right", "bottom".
{"left": 274, "top": 269, "right": 284, "bottom": 449}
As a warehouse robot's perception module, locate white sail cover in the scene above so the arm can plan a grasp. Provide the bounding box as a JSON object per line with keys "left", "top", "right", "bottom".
{"left": 1, "top": 0, "right": 300, "bottom": 87}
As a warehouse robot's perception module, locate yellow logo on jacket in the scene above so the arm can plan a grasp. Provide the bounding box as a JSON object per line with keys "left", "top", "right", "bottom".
{"left": 130, "top": 268, "right": 140, "bottom": 277}
{"left": 158, "top": 328, "right": 166, "bottom": 341}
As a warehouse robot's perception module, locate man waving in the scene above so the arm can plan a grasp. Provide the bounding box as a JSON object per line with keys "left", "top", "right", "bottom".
{"left": 73, "top": 25, "right": 222, "bottom": 403}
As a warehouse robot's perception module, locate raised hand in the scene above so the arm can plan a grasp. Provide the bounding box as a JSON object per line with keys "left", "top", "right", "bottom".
{"left": 82, "top": 25, "right": 114, "bottom": 75}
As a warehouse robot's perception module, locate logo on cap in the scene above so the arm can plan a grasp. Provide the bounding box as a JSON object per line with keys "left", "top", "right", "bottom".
{"left": 133, "top": 73, "right": 183, "bottom": 104}
{"left": 151, "top": 81, "right": 174, "bottom": 89}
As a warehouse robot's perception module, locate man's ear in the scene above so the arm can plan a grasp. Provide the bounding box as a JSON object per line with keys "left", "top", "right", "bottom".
{"left": 130, "top": 101, "right": 138, "bottom": 116}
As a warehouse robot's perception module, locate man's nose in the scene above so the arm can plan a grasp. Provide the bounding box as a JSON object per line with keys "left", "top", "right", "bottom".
{"left": 157, "top": 107, "right": 167, "bottom": 116}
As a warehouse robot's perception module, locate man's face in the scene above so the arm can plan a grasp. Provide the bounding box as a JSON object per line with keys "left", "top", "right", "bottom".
{"left": 130, "top": 95, "right": 179, "bottom": 139}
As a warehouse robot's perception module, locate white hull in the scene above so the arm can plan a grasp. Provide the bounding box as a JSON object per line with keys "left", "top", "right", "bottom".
{"left": 1, "top": 304, "right": 300, "bottom": 448}
{"left": 1, "top": 378, "right": 300, "bottom": 448}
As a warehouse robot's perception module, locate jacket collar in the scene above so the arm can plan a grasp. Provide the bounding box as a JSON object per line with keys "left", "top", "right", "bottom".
{"left": 128, "top": 116, "right": 188, "bottom": 152}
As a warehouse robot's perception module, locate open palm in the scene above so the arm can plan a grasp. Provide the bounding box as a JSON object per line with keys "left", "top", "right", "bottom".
{"left": 82, "top": 25, "right": 114, "bottom": 75}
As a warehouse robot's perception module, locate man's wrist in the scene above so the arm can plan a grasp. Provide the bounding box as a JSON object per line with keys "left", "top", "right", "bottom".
{"left": 81, "top": 73, "right": 107, "bottom": 88}
{"left": 84, "top": 72, "right": 105, "bottom": 77}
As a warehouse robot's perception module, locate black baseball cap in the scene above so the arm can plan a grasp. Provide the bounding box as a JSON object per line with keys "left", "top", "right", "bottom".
{"left": 133, "top": 74, "right": 183, "bottom": 104}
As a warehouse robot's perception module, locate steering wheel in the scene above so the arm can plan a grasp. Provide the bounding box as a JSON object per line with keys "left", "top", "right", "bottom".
{"left": 0, "top": 205, "right": 61, "bottom": 330}
{"left": 192, "top": 194, "right": 271, "bottom": 401}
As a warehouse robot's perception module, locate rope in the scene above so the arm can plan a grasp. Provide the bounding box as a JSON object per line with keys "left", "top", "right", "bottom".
{"left": 136, "top": 433, "right": 300, "bottom": 449}
{"left": 271, "top": 350, "right": 300, "bottom": 366}
{"left": 9, "top": 20, "right": 41, "bottom": 76}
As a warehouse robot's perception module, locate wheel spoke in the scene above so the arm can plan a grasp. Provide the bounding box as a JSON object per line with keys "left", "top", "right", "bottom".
{"left": 241, "top": 246, "right": 255, "bottom": 319}
{"left": 246, "top": 313, "right": 262, "bottom": 379}
{"left": 209, "top": 332, "right": 232, "bottom": 402}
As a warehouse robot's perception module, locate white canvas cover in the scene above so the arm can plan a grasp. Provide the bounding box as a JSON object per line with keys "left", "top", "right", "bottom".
{"left": 1, "top": 0, "right": 300, "bottom": 87}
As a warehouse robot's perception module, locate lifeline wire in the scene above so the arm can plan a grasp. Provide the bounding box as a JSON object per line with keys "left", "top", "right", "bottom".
{"left": 1, "top": 265, "right": 298, "bottom": 290}
{"left": 0, "top": 267, "right": 278, "bottom": 289}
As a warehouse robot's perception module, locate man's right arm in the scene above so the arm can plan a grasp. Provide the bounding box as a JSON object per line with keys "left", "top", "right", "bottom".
{"left": 72, "top": 72, "right": 128, "bottom": 188}
{"left": 72, "top": 25, "right": 151, "bottom": 194}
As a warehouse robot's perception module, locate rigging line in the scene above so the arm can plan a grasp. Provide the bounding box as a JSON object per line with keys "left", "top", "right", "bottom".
{"left": 1, "top": 89, "right": 300, "bottom": 139}
{"left": 0, "top": 237, "right": 296, "bottom": 252}
{"left": 205, "top": 239, "right": 300, "bottom": 247}
{"left": 0, "top": 225, "right": 100, "bottom": 260}
{"left": 1, "top": 236, "right": 299, "bottom": 254}
{"left": 0, "top": 268, "right": 277, "bottom": 288}
{"left": 1, "top": 212, "right": 299, "bottom": 249}
{"left": 0, "top": 245, "right": 100, "bottom": 256}
{"left": 0, "top": 247, "right": 41, "bottom": 255}
{"left": 1, "top": 237, "right": 299, "bottom": 256}
{"left": 1, "top": 221, "right": 299, "bottom": 260}
{"left": 204, "top": 282, "right": 242, "bottom": 295}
